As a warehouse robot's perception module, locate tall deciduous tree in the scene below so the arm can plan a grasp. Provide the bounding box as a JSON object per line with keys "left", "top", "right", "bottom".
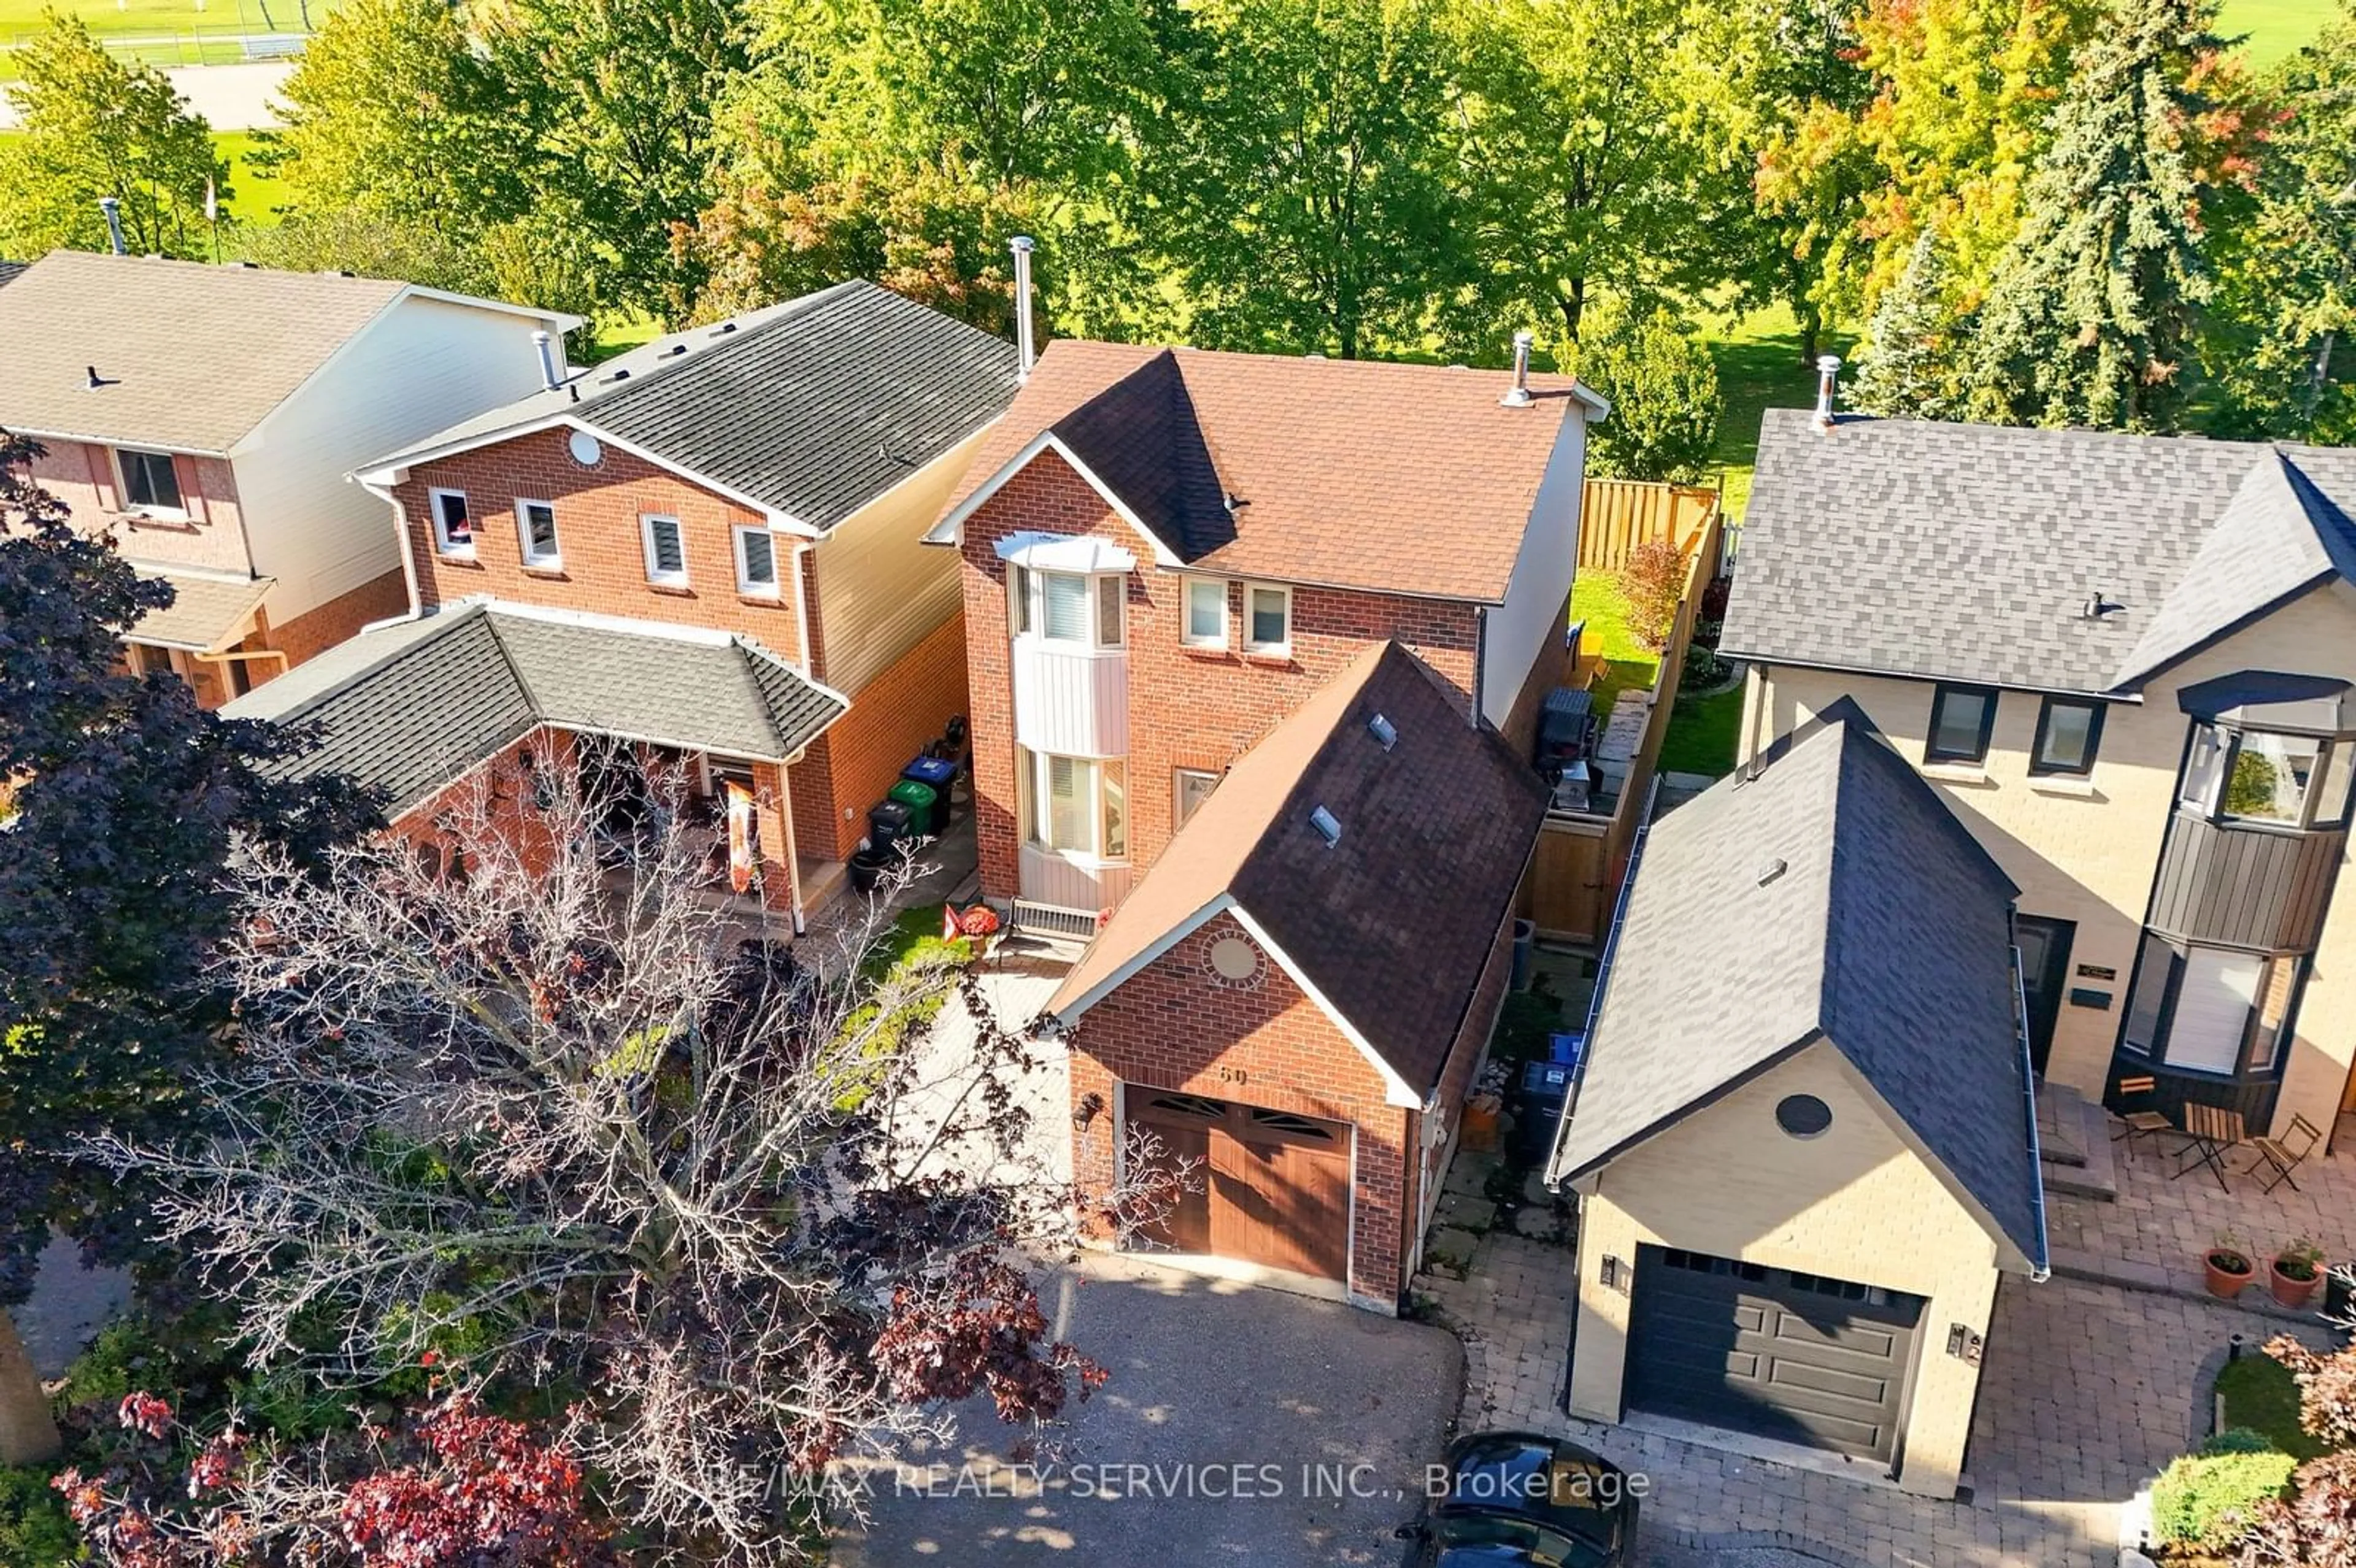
{"left": 0, "top": 14, "right": 226, "bottom": 260}
{"left": 1447, "top": 0, "right": 1739, "bottom": 346}
{"left": 1572, "top": 306, "right": 1722, "bottom": 482}
{"left": 1148, "top": 0, "right": 1466, "bottom": 357}
{"left": 82, "top": 757, "right": 1169, "bottom": 1565}
{"left": 1968, "top": 0, "right": 2236, "bottom": 429}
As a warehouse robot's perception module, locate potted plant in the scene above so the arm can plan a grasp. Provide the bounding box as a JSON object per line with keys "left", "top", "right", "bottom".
{"left": 2206, "top": 1234, "right": 2255, "bottom": 1299}
{"left": 2272, "top": 1240, "right": 2326, "bottom": 1310}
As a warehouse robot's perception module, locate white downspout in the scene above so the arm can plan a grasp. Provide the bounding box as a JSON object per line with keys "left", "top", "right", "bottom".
{"left": 356, "top": 472, "right": 425, "bottom": 633}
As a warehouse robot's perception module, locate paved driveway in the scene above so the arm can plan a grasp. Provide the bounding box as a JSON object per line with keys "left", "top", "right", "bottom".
{"left": 834, "top": 1254, "right": 1461, "bottom": 1567}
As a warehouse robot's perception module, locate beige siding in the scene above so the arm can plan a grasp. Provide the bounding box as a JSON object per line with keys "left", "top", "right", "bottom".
{"left": 1568, "top": 1044, "right": 2005, "bottom": 1497}
{"left": 1743, "top": 578, "right": 2356, "bottom": 1137}
{"left": 810, "top": 426, "right": 990, "bottom": 694}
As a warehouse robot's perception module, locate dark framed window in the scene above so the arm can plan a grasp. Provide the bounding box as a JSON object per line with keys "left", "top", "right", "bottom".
{"left": 2031, "top": 697, "right": 2106, "bottom": 776}
{"left": 118, "top": 447, "right": 183, "bottom": 513}
{"left": 2118, "top": 930, "right": 2303, "bottom": 1080}
{"left": 1927, "top": 683, "right": 1999, "bottom": 764}
{"left": 2178, "top": 721, "right": 2356, "bottom": 829}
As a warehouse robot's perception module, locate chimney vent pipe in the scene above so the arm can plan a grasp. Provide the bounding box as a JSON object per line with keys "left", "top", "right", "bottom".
{"left": 533, "top": 329, "right": 562, "bottom": 392}
{"left": 1009, "top": 236, "right": 1037, "bottom": 383}
{"left": 1500, "top": 331, "right": 1534, "bottom": 408}
{"left": 1813, "top": 355, "right": 1843, "bottom": 428}
{"left": 97, "top": 196, "right": 125, "bottom": 256}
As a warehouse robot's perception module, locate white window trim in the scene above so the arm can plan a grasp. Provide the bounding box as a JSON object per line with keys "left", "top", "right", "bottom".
{"left": 1013, "top": 566, "right": 1129, "bottom": 652}
{"left": 115, "top": 447, "right": 188, "bottom": 520}
{"left": 428, "top": 487, "right": 474, "bottom": 557}
{"left": 1174, "top": 766, "right": 1220, "bottom": 828}
{"left": 1244, "top": 581, "right": 1293, "bottom": 655}
{"left": 1019, "top": 747, "right": 1130, "bottom": 862}
{"left": 515, "top": 497, "right": 560, "bottom": 569}
{"left": 734, "top": 524, "right": 781, "bottom": 598}
{"left": 641, "top": 513, "right": 688, "bottom": 588}
{"left": 1181, "top": 577, "right": 1229, "bottom": 649}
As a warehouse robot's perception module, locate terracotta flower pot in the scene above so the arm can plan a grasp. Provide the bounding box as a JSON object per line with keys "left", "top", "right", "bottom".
{"left": 2271, "top": 1258, "right": 2323, "bottom": 1310}
{"left": 2206, "top": 1251, "right": 2255, "bottom": 1299}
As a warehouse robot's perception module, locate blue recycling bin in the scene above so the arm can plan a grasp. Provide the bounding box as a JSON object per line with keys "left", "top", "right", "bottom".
{"left": 903, "top": 755, "right": 959, "bottom": 828}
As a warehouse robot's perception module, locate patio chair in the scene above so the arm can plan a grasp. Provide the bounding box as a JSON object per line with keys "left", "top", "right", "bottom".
{"left": 2110, "top": 1075, "right": 2177, "bottom": 1159}
{"left": 2249, "top": 1112, "right": 2325, "bottom": 1194}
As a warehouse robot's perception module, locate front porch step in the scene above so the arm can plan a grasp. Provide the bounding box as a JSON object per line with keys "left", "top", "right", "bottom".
{"left": 2038, "top": 1082, "right": 2118, "bottom": 1202}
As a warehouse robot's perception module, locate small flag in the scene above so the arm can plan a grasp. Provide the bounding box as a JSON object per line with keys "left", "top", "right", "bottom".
{"left": 942, "top": 903, "right": 963, "bottom": 941}
{"left": 726, "top": 780, "right": 755, "bottom": 894}
{"left": 204, "top": 177, "right": 217, "bottom": 225}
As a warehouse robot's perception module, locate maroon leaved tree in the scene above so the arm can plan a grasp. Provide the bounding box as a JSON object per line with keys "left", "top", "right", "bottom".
{"left": 2236, "top": 1328, "right": 2356, "bottom": 1567}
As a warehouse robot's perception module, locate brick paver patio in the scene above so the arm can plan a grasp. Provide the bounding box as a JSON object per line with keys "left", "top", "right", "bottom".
{"left": 1419, "top": 1228, "right": 2334, "bottom": 1567}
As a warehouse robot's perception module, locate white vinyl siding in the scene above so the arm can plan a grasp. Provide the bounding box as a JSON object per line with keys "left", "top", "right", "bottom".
{"left": 516, "top": 498, "right": 560, "bottom": 567}
{"left": 641, "top": 514, "right": 688, "bottom": 586}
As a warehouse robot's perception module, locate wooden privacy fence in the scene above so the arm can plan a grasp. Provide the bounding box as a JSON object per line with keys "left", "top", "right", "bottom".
{"left": 1577, "top": 479, "right": 1722, "bottom": 574}
{"left": 1525, "top": 497, "right": 1725, "bottom": 943}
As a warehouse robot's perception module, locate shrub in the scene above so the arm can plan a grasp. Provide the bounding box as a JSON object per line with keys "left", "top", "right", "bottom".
{"left": 2150, "top": 1443, "right": 2296, "bottom": 1550}
{"left": 0, "top": 1464, "right": 79, "bottom": 1562}
{"left": 1681, "top": 644, "right": 1727, "bottom": 693}
{"left": 1617, "top": 542, "right": 1687, "bottom": 655}
{"left": 1573, "top": 307, "right": 1722, "bottom": 485}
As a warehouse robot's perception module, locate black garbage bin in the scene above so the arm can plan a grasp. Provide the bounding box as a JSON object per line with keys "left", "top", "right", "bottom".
{"left": 1512, "top": 1058, "right": 1576, "bottom": 1167}
{"left": 847, "top": 845, "right": 893, "bottom": 894}
{"left": 867, "top": 799, "right": 915, "bottom": 853}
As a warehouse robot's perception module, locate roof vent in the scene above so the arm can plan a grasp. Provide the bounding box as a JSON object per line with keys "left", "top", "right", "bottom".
{"left": 710, "top": 321, "right": 738, "bottom": 336}
{"left": 1368, "top": 713, "right": 1397, "bottom": 751}
{"left": 531, "top": 329, "right": 562, "bottom": 392}
{"left": 1757, "top": 857, "right": 1788, "bottom": 887}
{"left": 1500, "top": 331, "right": 1534, "bottom": 408}
{"left": 664, "top": 343, "right": 687, "bottom": 358}
{"left": 2082, "top": 590, "right": 2119, "bottom": 620}
{"left": 234, "top": 260, "right": 258, "bottom": 269}
{"left": 1310, "top": 805, "right": 1342, "bottom": 848}
{"left": 85, "top": 364, "right": 104, "bottom": 390}
{"left": 601, "top": 367, "right": 631, "bottom": 385}
{"left": 97, "top": 196, "right": 125, "bottom": 255}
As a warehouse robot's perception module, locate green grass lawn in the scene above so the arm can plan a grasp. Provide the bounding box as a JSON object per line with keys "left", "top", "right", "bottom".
{"left": 0, "top": 0, "right": 333, "bottom": 64}
{"left": 1658, "top": 682, "right": 1744, "bottom": 778}
{"left": 1568, "top": 572, "right": 1661, "bottom": 732}
{"left": 1697, "top": 302, "right": 1852, "bottom": 522}
{"left": 216, "top": 128, "right": 283, "bottom": 222}
{"left": 2219, "top": 0, "right": 2342, "bottom": 67}
{"left": 2215, "top": 1352, "right": 2330, "bottom": 1462}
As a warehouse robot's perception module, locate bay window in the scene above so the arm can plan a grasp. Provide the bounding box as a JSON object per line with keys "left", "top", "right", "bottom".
{"left": 2178, "top": 720, "right": 2356, "bottom": 828}
{"left": 1012, "top": 567, "right": 1125, "bottom": 648}
{"left": 1017, "top": 747, "right": 1128, "bottom": 858}
{"left": 2120, "top": 931, "right": 2301, "bottom": 1079}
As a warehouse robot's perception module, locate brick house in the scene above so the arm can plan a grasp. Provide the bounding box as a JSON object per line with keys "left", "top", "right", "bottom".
{"left": 1047, "top": 642, "right": 1549, "bottom": 1313}
{"left": 925, "top": 331, "right": 1607, "bottom": 1310}
{"left": 0, "top": 250, "right": 579, "bottom": 705}
{"left": 923, "top": 339, "right": 1609, "bottom": 917}
{"left": 339, "top": 281, "right": 1020, "bottom": 909}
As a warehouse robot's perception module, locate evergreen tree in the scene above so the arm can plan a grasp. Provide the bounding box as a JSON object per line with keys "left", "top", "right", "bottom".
{"left": 1968, "top": 0, "right": 2227, "bottom": 430}
{"left": 1852, "top": 230, "right": 1967, "bottom": 418}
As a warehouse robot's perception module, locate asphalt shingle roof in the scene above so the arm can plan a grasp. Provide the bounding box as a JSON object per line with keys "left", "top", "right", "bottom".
{"left": 942, "top": 339, "right": 1603, "bottom": 604}
{"left": 1051, "top": 642, "right": 1549, "bottom": 1094}
{"left": 224, "top": 604, "right": 845, "bottom": 813}
{"left": 0, "top": 262, "right": 27, "bottom": 290}
{"left": 0, "top": 252, "right": 407, "bottom": 453}
{"left": 1549, "top": 711, "right": 2045, "bottom": 1270}
{"left": 369, "top": 282, "right": 1021, "bottom": 531}
{"left": 1721, "top": 410, "right": 2356, "bottom": 695}
{"left": 126, "top": 566, "right": 275, "bottom": 652}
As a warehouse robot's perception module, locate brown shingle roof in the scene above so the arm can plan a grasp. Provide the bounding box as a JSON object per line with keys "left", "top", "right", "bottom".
{"left": 943, "top": 340, "right": 1597, "bottom": 604}
{"left": 1049, "top": 642, "right": 1549, "bottom": 1094}
{"left": 125, "top": 566, "right": 274, "bottom": 651}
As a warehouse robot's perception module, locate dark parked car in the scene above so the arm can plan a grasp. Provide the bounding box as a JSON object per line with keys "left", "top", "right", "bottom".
{"left": 1397, "top": 1431, "right": 1638, "bottom": 1567}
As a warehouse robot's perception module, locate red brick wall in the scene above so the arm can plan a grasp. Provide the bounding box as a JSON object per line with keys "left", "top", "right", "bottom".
{"left": 1068, "top": 910, "right": 1417, "bottom": 1309}
{"left": 788, "top": 610, "right": 971, "bottom": 863}
{"left": 396, "top": 428, "right": 803, "bottom": 653}
{"left": 1406, "top": 902, "right": 1519, "bottom": 1255}
{"left": 31, "top": 442, "right": 251, "bottom": 578}
{"left": 958, "top": 455, "right": 1484, "bottom": 900}
{"left": 256, "top": 567, "right": 410, "bottom": 673}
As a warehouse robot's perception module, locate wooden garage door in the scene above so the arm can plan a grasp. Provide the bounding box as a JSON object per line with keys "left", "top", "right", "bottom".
{"left": 1124, "top": 1090, "right": 1351, "bottom": 1281}
{"left": 1626, "top": 1246, "right": 1923, "bottom": 1464}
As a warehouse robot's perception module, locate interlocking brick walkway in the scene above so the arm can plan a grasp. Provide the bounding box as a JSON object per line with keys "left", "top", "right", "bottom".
{"left": 1419, "top": 1233, "right": 2326, "bottom": 1567}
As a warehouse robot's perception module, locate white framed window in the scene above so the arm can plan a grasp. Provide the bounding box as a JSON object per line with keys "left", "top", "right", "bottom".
{"left": 1009, "top": 564, "right": 1032, "bottom": 634}
{"left": 1014, "top": 567, "right": 1126, "bottom": 648}
{"left": 641, "top": 513, "right": 688, "bottom": 586}
{"left": 515, "top": 498, "right": 560, "bottom": 568}
{"left": 1182, "top": 577, "right": 1228, "bottom": 648}
{"left": 1175, "top": 767, "right": 1220, "bottom": 828}
{"left": 734, "top": 525, "right": 780, "bottom": 597}
{"left": 1245, "top": 582, "right": 1292, "bottom": 655}
{"left": 428, "top": 488, "right": 473, "bottom": 555}
{"left": 1018, "top": 747, "right": 1128, "bottom": 858}
{"left": 115, "top": 447, "right": 184, "bottom": 515}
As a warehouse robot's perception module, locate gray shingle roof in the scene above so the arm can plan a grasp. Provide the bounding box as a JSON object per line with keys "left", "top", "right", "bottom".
{"left": 1721, "top": 410, "right": 2356, "bottom": 696}
{"left": 1549, "top": 712, "right": 2045, "bottom": 1270}
{"left": 367, "top": 281, "right": 1021, "bottom": 530}
{"left": 0, "top": 262, "right": 27, "bottom": 290}
{"left": 224, "top": 604, "right": 845, "bottom": 813}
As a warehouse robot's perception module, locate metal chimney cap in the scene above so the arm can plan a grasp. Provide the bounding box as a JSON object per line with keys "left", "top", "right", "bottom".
{"left": 1500, "top": 331, "right": 1536, "bottom": 409}
{"left": 1009, "top": 234, "right": 1036, "bottom": 253}
{"left": 1815, "top": 354, "right": 1843, "bottom": 373}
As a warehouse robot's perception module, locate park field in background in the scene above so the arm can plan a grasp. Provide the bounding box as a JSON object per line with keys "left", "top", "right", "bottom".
{"left": 1, "top": 0, "right": 334, "bottom": 72}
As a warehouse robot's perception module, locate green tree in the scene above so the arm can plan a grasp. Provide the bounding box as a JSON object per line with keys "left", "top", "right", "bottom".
{"left": 1148, "top": 0, "right": 1466, "bottom": 357}
{"left": 1446, "top": 0, "right": 1736, "bottom": 345}
{"left": 1851, "top": 229, "right": 1969, "bottom": 417}
{"left": 2200, "top": 2, "right": 2356, "bottom": 442}
{"left": 1573, "top": 306, "right": 1722, "bottom": 482}
{"left": 1968, "top": 0, "right": 2231, "bottom": 429}
{"left": 0, "top": 14, "right": 226, "bottom": 260}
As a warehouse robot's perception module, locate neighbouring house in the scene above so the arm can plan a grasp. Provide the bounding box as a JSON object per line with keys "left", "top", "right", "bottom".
{"left": 924, "top": 337, "right": 1608, "bottom": 918}
{"left": 1048, "top": 641, "right": 1549, "bottom": 1313}
{"left": 1549, "top": 709, "right": 2046, "bottom": 1499}
{"left": 1721, "top": 408, "right": 2356, "bottom": 1143}
{"left": 350, "top": 280, "right": 1019, "bottom": 892}
{"left": 0, "top": 261, "right": 25, "bottom": 290}
{"left": 221, "top": 601, "right": 845, "bottom": 926}
{"left": 0, "top": 251, "right": 580, "bottom": 706}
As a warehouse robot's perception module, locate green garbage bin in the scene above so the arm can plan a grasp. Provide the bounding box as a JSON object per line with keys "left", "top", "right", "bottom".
{"left": 887, "top": 778, "right": 941, "bottom": 837}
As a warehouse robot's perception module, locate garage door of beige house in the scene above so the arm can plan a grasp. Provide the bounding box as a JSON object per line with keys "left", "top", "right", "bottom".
{"left": 1625, "top": 1245, "right": 1924, "bottom": 1464}
{"left": 1123, "top": 1088, "right": 1352, "bottom": 1281}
